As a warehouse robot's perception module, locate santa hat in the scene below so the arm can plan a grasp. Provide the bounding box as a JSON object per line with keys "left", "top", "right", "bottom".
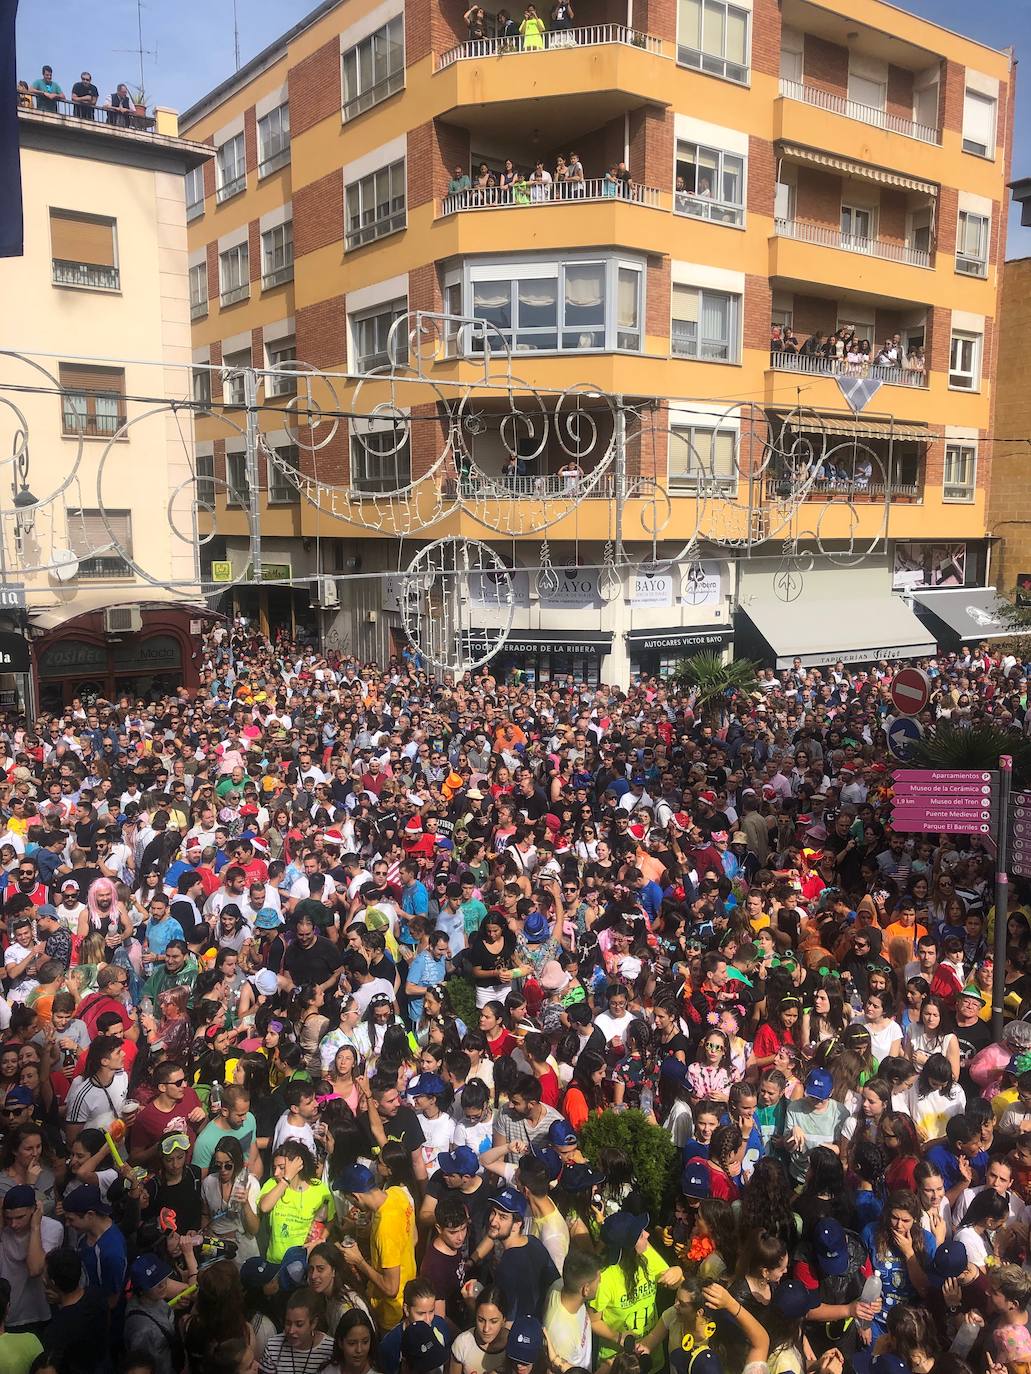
{"left": 672, "top": 811, "right": 692, "bottom": 831}
{"left": 629, "top": 822, "right": 646, "bottom": 841}
{"left": 321, "top": 828, "right": 345, "bottom": 847}
{"left": 250, "top": 836, "right": 269, "bottom": 856}
{"left": 405, "top": 817, "right": 423, "bottom": 834}
{"left": 698, "top": 790, "right": 717, "bottom": 805}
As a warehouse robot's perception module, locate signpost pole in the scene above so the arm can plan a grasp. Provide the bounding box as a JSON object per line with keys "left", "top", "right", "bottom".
{"left": 993, "top": 754, "right": 1013, "bottom": 1041}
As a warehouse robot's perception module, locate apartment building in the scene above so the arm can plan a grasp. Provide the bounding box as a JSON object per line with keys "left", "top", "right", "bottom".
{"left": 0, "top": 105, "right": 212, "bottom": 709}
{"left": 182, "top": 0, "right": 1012, "bottom": 683}
{"left": 988, "top": 254, "right": 1031, "bottom": 608}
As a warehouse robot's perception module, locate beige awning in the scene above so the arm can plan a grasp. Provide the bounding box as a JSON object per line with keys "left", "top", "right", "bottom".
{"left": 779, "top": 142, "right": 937, "bottom": 197}
{"left": 809, "top": 417, "right": 931, "bottom": 442}
{"left": 28, "top": 588, "right": 210, "bottom": 631}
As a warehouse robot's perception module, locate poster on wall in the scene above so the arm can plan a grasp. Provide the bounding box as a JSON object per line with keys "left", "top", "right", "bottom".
{"left": 680, "top": 560, "right": 722, "bottom": 607}
{"left": 537, "top": 566, "right": 600, "bottom": 609}
{"left": 892, "top": 543, "right": 967, "bottom": 590}
{"left": 630, "top": 569, "right": 675, "bottom": 607}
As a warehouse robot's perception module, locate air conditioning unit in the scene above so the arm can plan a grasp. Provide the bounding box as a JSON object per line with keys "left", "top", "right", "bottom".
{"left": 104, "top": 606, "right": 143, "bottom": 635}
{"left": 314, "top": 576, "right": 340, "bottom": 609}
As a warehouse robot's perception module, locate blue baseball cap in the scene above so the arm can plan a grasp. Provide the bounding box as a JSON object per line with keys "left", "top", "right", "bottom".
{"left": 408, "top": 1073, "right": 446, "bottom": 1099}
{"left": 507, "top": 1316, "right": 545, "bottom": 1364}
{"left": 438, "top": 1146, "right": 480, "bottom": 1177}
{"left": 600, "top": 1210, "right": 648, "bottom": 1253}
{"left": 400, "top": 1323, "right": 448, "bottom": 1374}
{"left": 278, "top": 1245, "right": 310, "bottom": 1291}
{"left": 491, "top": 1187, "right": 528, "bottom": 1219}
{"left": 548, "top": 1119, "right": 578, "bottom": 1148}
{"left": 62, "top": 1184, "right": 111, "bottom": 1217}
{"left": 529, "top": 1146, "right": 562, "bottom": 1182}
{"left": 336, "top": 1163, "right": 376, "bottom": 1194}
{"left": 804, "top": 1067, "right": 833, "bottom": 1101}
{"left": 130, "top": 1253, "right": 172, "bottom": 1292}
{"left": 931, "top": 1239, "right": 969, "bottom": 1280}
{"left": 773, "top": 1278, "right": 817, "bottom": 1321}
{"left": 561, "top": 1162, "right": 603, "bottom": 1192}
{"left": 681, "top": 1159, "right": 711, "bottom": 1199}
{"left": 813, "top": 1218, "right": 848, "bottom": 1276}
{"left": 660, "top": 1056, "right": 689, "bottom": 1084}
{"left": 240, "top": 1257, "right": 279, "bottom": 1288}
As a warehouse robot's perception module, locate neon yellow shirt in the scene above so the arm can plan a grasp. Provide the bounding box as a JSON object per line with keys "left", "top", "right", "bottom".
{"left": 257, "top": 1178, "right": 335, "bottom": 1262}
{"left": 593, "top": 1245, "right": 668, "bottom": 1353}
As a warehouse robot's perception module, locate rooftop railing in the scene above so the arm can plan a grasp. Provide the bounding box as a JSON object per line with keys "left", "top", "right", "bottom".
{"left": 20, "top": 93, "right": 155, "bottom": 131}
{"left": 436, "top": 24, "right": 662, "bottom": 70}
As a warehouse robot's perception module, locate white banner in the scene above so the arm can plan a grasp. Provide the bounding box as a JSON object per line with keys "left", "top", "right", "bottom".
{"left": 680, "top": 560, "right": 722, "bottom": 607}
{"left": 630, "top": 570, "right": 675, "bottom": 607}
{"left": 537, "top": 567, "right": 600, "bottom": 609}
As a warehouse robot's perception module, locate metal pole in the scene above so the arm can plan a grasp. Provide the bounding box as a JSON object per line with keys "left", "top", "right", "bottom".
{"left": 244, "top": 367, "right": 261, "bottom": 583}
{"left": 993, "top": 753, "right": 1013, "bottom": 1040}
{"left": 614, "top": 395, "right": 626, "bottom": 567}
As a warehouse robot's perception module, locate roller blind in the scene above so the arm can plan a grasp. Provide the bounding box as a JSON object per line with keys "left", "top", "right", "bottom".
{"left": 962, "top": 90, "right": 995, "bottom": 152}
{"left": 673, "top": 284, "right": 699, "bottom": 322}
{"left": 50, "top": 210, "right": 116, "bottom": 266}
{"left": 58, "top": 363, "right": 125, "bottom": 396}
{"left": 67, "top": 509, "right": 133, "bottom": 558}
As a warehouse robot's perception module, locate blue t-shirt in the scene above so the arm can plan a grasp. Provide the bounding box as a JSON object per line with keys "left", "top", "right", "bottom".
{"left": 80, "top": 1223, "right": 127, "bottom": 1306}
{"left": 406, "top": 950, "right": 447, "bottom": 1024}
{"left": 402, "top": 881, "right": 429, "bottom": 918}
{"left": 925, "top": 1143, "right": 988, "bottom": 1191}
{"left": 145, "top": 915, "right": 185, "bottom": 956}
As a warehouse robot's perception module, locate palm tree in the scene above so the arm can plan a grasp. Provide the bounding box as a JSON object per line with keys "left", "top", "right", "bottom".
{"left": 674, "top": 651, "right": 760, "bottom": 726}
{"left": 907, "top": 721, "right": 1031, "bottom": 789}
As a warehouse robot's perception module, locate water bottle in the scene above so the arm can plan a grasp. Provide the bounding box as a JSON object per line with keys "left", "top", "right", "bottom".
{"left": 209, "top": 1080, "right": 222, "bottom": 1115}
{"left": 951, "top": 1318, "right": 980, "bottom": 1359}
{"left": 639, "top": 1085, "right": 654, "bottom": 1117}
{"left": 857, "top": 1272, "right": 882, "bottom": 1338}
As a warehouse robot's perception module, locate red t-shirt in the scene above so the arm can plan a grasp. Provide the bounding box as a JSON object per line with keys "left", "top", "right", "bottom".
{"left": 537, "top": 1066, "right": 561, "bottom": 1108}
{"left": 72, "top": 1037, "right": 138, "bottom": 1081}
{"left": 129, "top": 1086, "right": 202, "bottom": 1155}
{"left": 487, "top": 1028, "right": 517, "bottom": 1059}
{"left": 752, "top": 1023, "right": 794, "bottom": 1061}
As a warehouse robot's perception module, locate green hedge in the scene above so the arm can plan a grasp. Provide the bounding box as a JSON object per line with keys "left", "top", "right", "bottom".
{"left": 580, "top": 1108, "right": 679, "bottom": 1218}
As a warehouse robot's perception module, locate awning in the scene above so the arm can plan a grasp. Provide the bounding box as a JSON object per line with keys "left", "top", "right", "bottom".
{"left": 468, "top": 628, "right": 613, "bottom": 656}
{"left": 28, "top": 589, "right": 210, "bottom": 632}
{"left": 779, "top": 142, "right": 937, "bottom": 197}
{"left": 776, "top": 414, "right": 930, "bottom": 442}
{"left": 910, "top": 587, "right": 1012, "bottom": 642}
{"left": 739, "top": 596, "right": 936, "bottom": 669}
{"left": 626, "top": 626, "right": 733, "bottom": 653}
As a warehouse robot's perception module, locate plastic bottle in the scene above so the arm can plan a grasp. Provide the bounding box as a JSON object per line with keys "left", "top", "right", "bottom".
{"left": 209, "top": 1080, "right": 222, "bottom": 1115}
{"left": 857, "top": 1273, "right": 882, "bottom": 1338}
{"left": 639, "top": 1085, "right": 654, "bottom": 1117}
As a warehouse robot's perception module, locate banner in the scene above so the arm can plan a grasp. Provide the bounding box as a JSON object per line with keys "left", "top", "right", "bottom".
{"left": 680, "top": 560, "right": 722, "bottom": 607}
{"left": 537, "top": 566, "right": 600, "bottom": 609}
{"left": 0, "top": 1, "right": 23, "bottom": 258}
{"left": 892, "top": 542, "right": 966, "bottom": 590}
{"left": 630, "top": 570, "right": 674, "bottom": 607}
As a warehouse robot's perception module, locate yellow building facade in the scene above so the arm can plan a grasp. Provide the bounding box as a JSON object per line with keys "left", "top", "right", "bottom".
{"left": 182, "top": 0, "right": 1012, "bottom": 681}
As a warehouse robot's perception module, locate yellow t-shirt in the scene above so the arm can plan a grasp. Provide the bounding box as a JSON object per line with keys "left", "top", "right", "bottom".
{"left": 593, "top": 1245, "right": 668, "bottom": 1355}
{"left": 369, "top": 1186, "right": 417, "bottom": 1332}
{"left": 257, "top": 1178, "right": 335, "bottom": 1262}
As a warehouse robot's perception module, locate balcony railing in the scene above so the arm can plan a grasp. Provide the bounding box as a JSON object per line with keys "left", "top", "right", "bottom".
{"left": 220, "top": 283, "right": 250, "bottom": 307}
{"left": 457, "top": 472, "right": 616, "bottom": 499}
{"left": 78, "top": 556, "right": 134, "bottom": 579}
{"left": 440, "top": 178, "right": 662, "bottom": 216}
{"left": 775, "top": 217, "right": 932, "bottom": 268}
{"left": 216, "top": 173, "right": 246, "bottom": 204}
{"left": 62, "top": 410, "right": 127, "bottom": 438}
{"left": 778, "top": 78, "right": 941, "bottom": 144}
{"left": 674, "top": 192, "right": 744, "bottom": 226}
{"left": 52, "top": 258, "right": 120, "bottom": 290}
{"left": 767, "top": 476, "right": 920, "bottom": 501}
{"left": 262, "top": 263, "right": 294, "bottom": 289}
{"left": 436, "top": 24, "right": 661, "bottom": 70}
{"left": 770, "top": 350, "right": 928, "bottom": 389}
{"left": 190, "top": 298, "right": 208, "bottom": 321}
{"left": 20, "top": 97, "right": 155, "bottom": 132}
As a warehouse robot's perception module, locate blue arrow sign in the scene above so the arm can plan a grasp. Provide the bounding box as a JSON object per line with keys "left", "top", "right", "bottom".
{"left": 886, "top": 716, "right": 923, "bottom": 761}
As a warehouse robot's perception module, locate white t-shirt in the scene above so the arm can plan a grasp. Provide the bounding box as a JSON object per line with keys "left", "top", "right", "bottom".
{"left": 859, "top": 1017, "right": 903, "bottom": 1066}
{"left": 417, "top": 1111, "right": 455, "bottom": 1176}
{"left": 65, "top": 1070, "right": 130, "bottom": 1129}
{"left": 543, "top": 1282, "right": 592, "bottom": 1367}
{"left": 953, "top": 1224, "right": 989, "bottom": 1269}
{"left": 271, "top": 1115, "right": 316, "bottom": 1153}
{"left": 594, "top": 1010, "right": 635, "bottom": 1043}
{"left": 953, "top": 1186, "right": 1028, "bottom": 1229}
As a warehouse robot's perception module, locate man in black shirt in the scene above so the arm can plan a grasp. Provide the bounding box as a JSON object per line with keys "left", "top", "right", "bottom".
{"left": 282, "top": 908, "right": 343, "bottom": 993}
{"left": 360, "top": 1076, "right": 427, "bottom": 1185}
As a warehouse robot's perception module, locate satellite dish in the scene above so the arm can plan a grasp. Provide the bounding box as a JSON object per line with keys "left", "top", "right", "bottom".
{"left": 50, "top": 548, "right": 79, "bottom": 583}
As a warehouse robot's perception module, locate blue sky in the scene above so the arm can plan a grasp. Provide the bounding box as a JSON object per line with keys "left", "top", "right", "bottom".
{"left": 17, "top": 0, "right": 1030, "bottom": 254}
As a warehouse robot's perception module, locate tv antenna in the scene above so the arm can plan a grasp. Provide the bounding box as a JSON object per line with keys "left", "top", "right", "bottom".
{"left": 232, "top": 0, "right": 241, "bottom": 70}
{"left": 113, "top": 0, "right": 157, "bottom": 95}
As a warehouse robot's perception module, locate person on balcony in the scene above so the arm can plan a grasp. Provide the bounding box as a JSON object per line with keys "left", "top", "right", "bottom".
{"left": 615, "top": 161, "right": 633, "bottom": 198}
{"left": 875, "top": 334, "right": 903, "bottom": 369}
{"left": 105, "top": 83, "right": 135, "bottom": 127}
{"left": 464, "top": 6, "right": 489, "bottom": 43}
{"left": 472, "top": 163, "right": 496, "bottom": 206}
{"left": 781, "top": 328, "right": 799, "bottom": 354}
{"left": 567, "top": 152, "right": 585, "bottom": 195}
{"left": 558, "top": 461, "right": 584, "bottom": 493}
{"left": 498, "top": 159, "right": 518, "bottom": 203}
{"left": 553, "top": 156, "right": 570, "bottom": 198}
{"left": 496, "top": 10, "right": 521, "bottom": 49}
{"left": 30, "top": 66, "right": 64, "bottom": 114}
{"left": 550, "top": 0, "right": 575, "bottom": 45}
{"left": 905, "top": 346, "right": 926, "bottom": 375}
{"left": 70, "top": 72, "right": 99, "bottom": 119}
{"left": 675, "top": 176, "right": 691, "bottom": 214}
{"left": 529, "top": 160, "right": 553, "bottom": 203}
{"left": 520, "top": 5, "right": 547, "bottom": 49}
{"left": 770, "top": 325, "right": 784, "bottom": 355}
{"left": 800, "top": 330, "right": 825, "bottom": 359}
{"left": 448, "top": 167, "right": 471, "bottom": 204}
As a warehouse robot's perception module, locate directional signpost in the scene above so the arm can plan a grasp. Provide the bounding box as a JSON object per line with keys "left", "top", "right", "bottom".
{"left": 1011, "top": 790, "right": 1031, "bottom": 879}
{"left": 885, "top": 716, "right": 923, "bottom": 761}
{"left": 891, "top": 769, "right": 999, "bottom": 835}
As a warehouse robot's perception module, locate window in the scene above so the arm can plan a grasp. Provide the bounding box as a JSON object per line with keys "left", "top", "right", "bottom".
{"left": 196, "top": 453, "right": 215, "bottom": 508}
{"left": 779, "top": 27, "right": 802, "bottom": 84}
{"left": 962, "top": 90, "right": 996, "bottom": 157}
{"left": 841, "top": 204, "right": 874, "bottom": 247}
{"left": 847, "top": 55, "right": 887, "bottom": 113}
{"left": 59, "top": 364, "right": 126, "bottom": 438}
{"left": 671, "top": 284, "right": 740, "bottom": 362}
{"left": 67, "top": 509, "right": 133, "bottom": 578}
{"left": 216, "top": 132, "right": 246, "bottom": 202}
{"left": 268, "top": 444, "right": 300, "bottom": 503}
{"left": 677, "top": 0, "right": 749, "bottom": 84}
{"left": 342, "top": 16, "right": 405, "bottom": 121}
{"left": 956, "top": 211, "right": 989, "bottom": 276}
{"left": 266, "top": 338, "right": 297, "bottom": 396}
{"left": 465, "top": 258, "right": 643, "bottom": 355}
{"left": 949, "top": 331, "right": 981, "bottom": 389}
{"left": 257, "top": 103, "right": 290, "bottom": 176}
{"left": 353, "top": 299, "right": 408, "bottom": 372}
{"left": 185, "top": 166, "right": 205, "bottom": 222}
{"left": 223, "top": 350, "right": 250, "bottom": 406}
{"left": 350, "top": 428, "right": 411, "bottom": 494}
{"left": 261, "top": 221, "right": 294, "bottom": 288}
{"left": 226, "top": 452, "right": 248, "bottom": 505}
{"left": 345, "top": 159, "right": 406, "bottom": 249}
{"left": 219, "top": 243, "right": 250, "bottom": 307}
{"left": 192, "top": 366, "right": 211, "bottom": 408}
{"left": 49, "top": 209, "right": 119, "bottom": 290}
{"left": 674, "top": 141, "right": 744, "bottom": 225}
{"left": 444, "top": 281, "right": 463, "bottom": 357}
{"left": 668, "top": 426, "right": 737, "bottom": 490}
{"left": 189, "top": 262, "right": 208, "bottom": 320}
{"left": 943, "top": 443, "right": 976, "bottom": 502}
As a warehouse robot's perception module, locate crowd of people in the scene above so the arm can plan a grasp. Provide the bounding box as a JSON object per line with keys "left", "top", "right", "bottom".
{"left": 16, "top": 64, "right": 144, "bottom": 125}
{"left": 445, "top": 155, "right": 640, "bottom": 207}
{"left": 462, "top": 4, "right": 582, "bottom": 51}
{"left": 771, "top": 324, "right": 927, "bottom": 379}
{"left": 0, "top": 621, "right": 1028, "bottom": 1374}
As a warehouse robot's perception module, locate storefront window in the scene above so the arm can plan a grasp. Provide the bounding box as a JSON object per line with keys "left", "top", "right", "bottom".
{"left": 495, "top": 650, "right": 601, "bottom": 686}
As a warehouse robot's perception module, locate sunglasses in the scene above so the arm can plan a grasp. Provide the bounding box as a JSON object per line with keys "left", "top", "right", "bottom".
{"left": 166, "top": 1077, "right": 186, "bottom": 1088}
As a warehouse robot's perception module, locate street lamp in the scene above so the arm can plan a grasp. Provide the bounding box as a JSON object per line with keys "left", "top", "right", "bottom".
{"left": 12, "top": 484, "right": 38, "bottom": 540}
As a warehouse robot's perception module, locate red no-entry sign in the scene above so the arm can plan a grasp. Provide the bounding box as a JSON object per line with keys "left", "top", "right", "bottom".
{"left": 889, "top": 667, "right": 930, "bottom": 716}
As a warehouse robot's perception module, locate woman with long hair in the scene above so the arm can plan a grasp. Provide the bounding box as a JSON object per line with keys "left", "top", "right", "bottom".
{"left": 905, "top": 996, "right": 961, "bottom": 1079}
{"left": 730, "top": 1228, "right": 788, "bottom": 1317}
{"left": 354, "top": 994, "right": 402, "bottom": 1069}
{"left": 323, "top": 1045, "right": 362, "bottom": 1113}
{"left": 687, "top": 1029, "right": 737, "bottom": 1105}
{"left": 182, "top": 1257, "right": 257, "bottom": 1373}
{"left": 859, "top": 989, "right": 904, "bottom": 1069}
{"left": 257, "top": 1140, "right": 334, "bottom": 1262}
{"left": 144, "top": 984, "right": 193, "bottom": 1066}
{"left": 748, "top": 994, "right": 800, "bottom": 1072}
{"left": 738, "top": 1157, "right": 798, "bottom": 1252}
{"left": 594, "top": 1211, "right": 683, "bottom": 1361}
{"left": 841, "top": 1076, "right": 891, "bottom": 1157}
{"left": 305, "top": 1241, "right": 371, "bottom": 1334}
{"left": 952, "top": 1184, "right": 1010, "bottom": 1270}
{"left": 691, "top": 1197, "right": 738, "bottom": 1281}
{"left": 794, "top": 1146, "right": 857, "bottom": 1235}
{"left": 863, "top": 1190, "right": 930, "bottom": 1340}
{"left": 321, "top": 1308, "right": 379, "bottom": 1374}
{"left": 200, "top": 1135, "right": 260, "bottom": 1262}
{"left": 878, "top": 1110, "right": 922, "bottom": 1192}
{"left": 560, "top": 1050, "right": 606, "bottom": 1132}
{"left": 801, "top": 979, "right": 847, "bottom": 1054}
{"left": 906, "top": 1052, "right": 965, "bottom": 1142}
{"left": 699, "top": 1124, "right": 744, "bottom": 1203}
{"left": 448, "top": 1283, "right": 509, "bottom": 1374}
{"left": 0, "top": 1123, "right": 57, "bottom": 1215}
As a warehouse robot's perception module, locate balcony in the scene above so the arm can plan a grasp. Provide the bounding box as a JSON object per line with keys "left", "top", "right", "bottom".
{"left": 52, "top": 259, "right": 120, "bottom": 290}
{"left": 456, "top": 472, "right": 616, "bottom": 500}
{"left": 440, "top": 179, "right": 663, "bottom": 217}
{"left": 775, "top": 218, "right": 931, "bottom": 269}
{"left": 190, "top": 298, "right": 208, "bottom": 321}
{"left": 766, "top": 474, "right": 920, "bottom": 502}
{"left": 778, "top": 79, "right": 940, "bottom": 145}
{"left": 770, "top": 350, "right": 928, "bottom": 389}
{"left": 61, "top": 410, "right": 127, "bottom": 438}
{"left": 674, "top": 192, "right": 743, "bottom": 228}
{"left": 436, "top": 24, "right": 662, "bottom": 70}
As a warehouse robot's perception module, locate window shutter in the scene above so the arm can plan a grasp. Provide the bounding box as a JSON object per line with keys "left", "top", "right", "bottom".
{"left": 673, "top": 284, "right": 699, "bottom": 322}
{"left": 68, "top": 510, "right": 132, "bottom": 558}
{"left": 962, "top": 92, "right": 994, "bottom": 150}
{"left": 58, "top": 364, "right": 125, "bottom": 396}
{"left": 50, "top": 211, "right": 116, "bottom": 266}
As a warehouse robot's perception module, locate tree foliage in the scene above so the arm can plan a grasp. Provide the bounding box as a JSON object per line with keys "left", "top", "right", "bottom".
{"left": 674, "top": 651, "right": 760, "bottom": 720}
{"left": 907, "top": 721, "right": 1031, "bottom": 789}
{"left": 579, "top": 1108, "right": 679, "bottom": 1217}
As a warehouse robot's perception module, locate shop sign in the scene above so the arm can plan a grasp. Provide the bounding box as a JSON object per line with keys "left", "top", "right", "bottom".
{"left": 0, "top": 585, "right": 26, "bottom": 609}
{"left": 506, "top": 637, "right": 608, "bottom": 655}
{"left": 39, "top": 635, "right": 182, "bottom": 678}
{"left": 0, "top": 632, "right": 30, "bottom": 672}
{"left": 680, "top": 561, "right": 722, "bottom": 607}
{"left": 537, "top": 568, "right": 600, "bottom": 609}
{"left": 893, "top": 543, "right": 966, "bottom": 590}
{"left": 211, "top": 562, "right": 233, "bottom": 583}
{"left": 38, "top": 640, "right": 107, "bottom": 676}
{"left": 633, "top": 630, "right": 732, "bottom": 652}
{"left": 111, "top": 635, "right": 181, "bottom": 672}
{"left": 629, "top": 571, "right": 674, "bottom": 607}
{"left": 245, "top": 563, "right": 292, "bottom": 582}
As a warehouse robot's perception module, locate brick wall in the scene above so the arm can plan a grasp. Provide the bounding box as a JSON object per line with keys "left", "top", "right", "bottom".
{"left": 628, "top": 107, "right": 672, "bottom": 190}
{"left": 288, "top": 39, "right": 341, "bottom": 138}
{"left": 938, "top": 185, "right": 958, "bottom": 258}
{"left": 411, "top": 403, "right": 447, "bottom": 479}
{"left": 886, "top": 66, "right": 914, "bottom": 123}
{"left": 802, "top": 36, "right": 848, "bottom": 98}
{"left": 632, "top": 400, "right": 667, "bottom": 481}
{"left": 409, "top": 263, "right": 443, "bottom": 315}
{"left": 296, "top": 295, "right": 347, "bottom": 372}
{"left": 744, "top": 274, "right": 772, "bottom": 350}
{"left": 202, "top": 136, "right": 216, "bottom": 199}
{"left": 406, "top": 0, "right": 467, "bottom": 64}
{"left": 646, "top": 256, "right": 670, "bottom": 341}
{"left": 747, "top": 135, "right": 775, "bottom": 217}
{"left": 873, "top": 309, "right": 905, "bottom": 344}
{"left": 634, "top": 0, "right": 675, "bottom": 45}
{"left": 294, "top": 171, "right": 344, "bottom": 257}
{"left": 792, "top": 295, "right": 835, "bottom": 340}
{"left": 244, "top": 107, "right": 258, "bottom": 173}
{"left": 794, "top": 167, "right": 840, "bottom": 227}
{"left": 408, "top": 120, "right": 469, "bottom": 210}
{"left": 942, "top": 60, "right": 965, "bottom": 133}
{"left": 751, "top": 0, "right": 782, "bottom": 78}
{"left": 878, "top": 190, "right": 907, "bottom": 246}
{"left": 213, "top": 437, "right": 226, "bottom": 484}
{"left": 248, "top": 220, "right": 261, "bottom": 283}
{"left": 206, "top": 241, "right": 219, "bottom": 301}
{"left": 927, "top": 306, "right": 951, "bottom": 375}
{"left": 251, "top": 327, "right": 264, "bottom": 370}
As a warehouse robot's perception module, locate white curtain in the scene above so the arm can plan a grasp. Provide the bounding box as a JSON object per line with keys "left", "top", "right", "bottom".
{"left": 565, "top": 264, "right": 604, "bottom": 309}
